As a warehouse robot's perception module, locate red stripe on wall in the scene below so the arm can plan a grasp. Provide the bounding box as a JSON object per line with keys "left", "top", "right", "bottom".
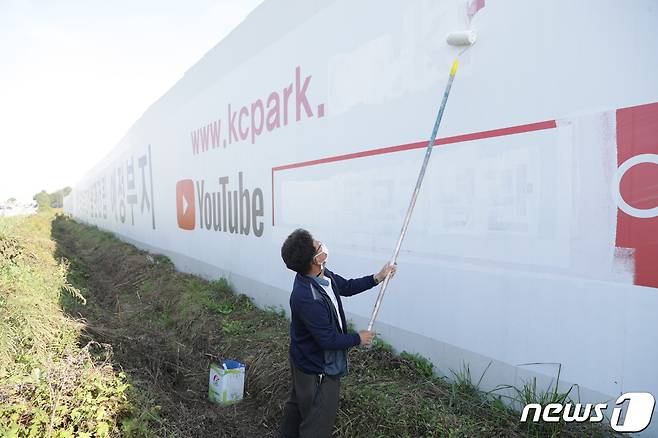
{"left": 272, "top": 120, "right": 556, "bottom": 172}
{"left": 271, "top": 119, "right": 557, "bottom": 224}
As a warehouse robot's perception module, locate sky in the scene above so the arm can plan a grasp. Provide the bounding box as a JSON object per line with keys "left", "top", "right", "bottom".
{"left": 0, "top": 0, "right": 263, "bottom": 202}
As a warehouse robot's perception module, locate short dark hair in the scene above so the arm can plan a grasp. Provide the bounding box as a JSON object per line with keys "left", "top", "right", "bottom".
{"left": 281, "top": 228, "right": 315, "bottom": 274}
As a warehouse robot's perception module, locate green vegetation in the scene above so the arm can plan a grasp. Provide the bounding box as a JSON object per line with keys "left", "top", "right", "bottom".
{"left": 1, "top": 211, "right": 618, "bottom": 437}
{"left": 510, "top": 365, "right": 584, "bottom": 437}
{"left": 31, "top": 187, "right": 72, "bottom": 210}
{"left": 0, "top": 212, "right": 157, "bottom": 437}
{"left": 32, "top": 191, "right": 52, "bottom": 211}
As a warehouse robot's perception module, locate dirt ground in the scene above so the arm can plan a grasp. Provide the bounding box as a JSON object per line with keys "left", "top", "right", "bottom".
{"left": 49, "top": 215, "right": 617, "bottom": 438}
{"left": 52, "top": 216, "right": 286, "bottom": 437}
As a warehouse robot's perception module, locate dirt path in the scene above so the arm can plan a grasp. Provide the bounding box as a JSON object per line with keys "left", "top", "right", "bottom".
{"left": 52, "top": 217, "right": 280, "bottom": 437}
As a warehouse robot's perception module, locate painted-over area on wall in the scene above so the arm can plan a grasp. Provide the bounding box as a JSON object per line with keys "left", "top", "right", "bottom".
{"left": 64, "top": 0, "right": 658, "bottom": 434}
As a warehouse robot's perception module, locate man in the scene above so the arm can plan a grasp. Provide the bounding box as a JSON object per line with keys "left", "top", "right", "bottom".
{"left": 279, "top": 228, "right": 396, "bottom": 437}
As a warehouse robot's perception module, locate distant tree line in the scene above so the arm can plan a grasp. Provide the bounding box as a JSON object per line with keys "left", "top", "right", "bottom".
{"left": 32, "top": 187, "right": 72, "bottom": 210}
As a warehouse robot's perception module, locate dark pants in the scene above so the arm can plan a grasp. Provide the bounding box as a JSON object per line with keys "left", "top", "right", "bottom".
{"left": 279, "top": 355, "right": 341, "bottom": 438}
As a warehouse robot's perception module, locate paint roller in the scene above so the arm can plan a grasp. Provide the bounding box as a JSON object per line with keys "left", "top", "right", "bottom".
{"left": 446, "top": 30, "right": 477, "bottom": 47}
{"left": 366, "top": 29, "right": 476, "bottom": 333}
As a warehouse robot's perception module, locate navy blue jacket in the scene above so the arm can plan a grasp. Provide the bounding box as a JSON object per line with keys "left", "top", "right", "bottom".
{"left": 288, "top": 267, "right": 377, "bottom": 377}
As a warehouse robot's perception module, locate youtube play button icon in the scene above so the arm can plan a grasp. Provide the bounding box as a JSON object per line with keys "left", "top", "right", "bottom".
{"left": 176, "top": 179, "right": 196, "bottom": 230}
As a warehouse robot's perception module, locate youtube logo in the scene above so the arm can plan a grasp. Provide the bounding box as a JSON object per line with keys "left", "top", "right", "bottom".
{"left": 176, "top": 179, "right": 196, "bottom": 230}
{"left": 175, "top": 172, "right": 265, "bottom": 237}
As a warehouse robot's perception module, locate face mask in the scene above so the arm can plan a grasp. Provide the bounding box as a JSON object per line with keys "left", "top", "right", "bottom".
{"left": 314, "top": 243, "right": 328, "bottom": 272}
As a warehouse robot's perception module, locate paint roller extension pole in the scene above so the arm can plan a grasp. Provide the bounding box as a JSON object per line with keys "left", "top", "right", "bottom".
{"left": 367, "top": 59, "right": 459, "bottom": 332}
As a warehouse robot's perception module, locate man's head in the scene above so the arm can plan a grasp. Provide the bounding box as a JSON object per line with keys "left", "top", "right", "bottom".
{"left": 281, "top": 228, "right": 327, "bottom": 275}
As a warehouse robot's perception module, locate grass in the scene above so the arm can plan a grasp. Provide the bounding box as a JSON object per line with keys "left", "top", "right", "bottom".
{"left": 1, "top": 211, "right": 619, "bottom": 437}
{"left": 0, "top": 211, "right": 158, "bottom": 437}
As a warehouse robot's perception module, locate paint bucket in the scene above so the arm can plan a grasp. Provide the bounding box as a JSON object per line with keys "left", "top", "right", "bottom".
{"left": 208, "top": 359, "right": 245, "bottom": 405}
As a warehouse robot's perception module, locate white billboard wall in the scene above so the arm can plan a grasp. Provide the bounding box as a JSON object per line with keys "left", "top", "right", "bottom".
{"left": 65, "top": 0, "right": 658, "bottom": 432}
